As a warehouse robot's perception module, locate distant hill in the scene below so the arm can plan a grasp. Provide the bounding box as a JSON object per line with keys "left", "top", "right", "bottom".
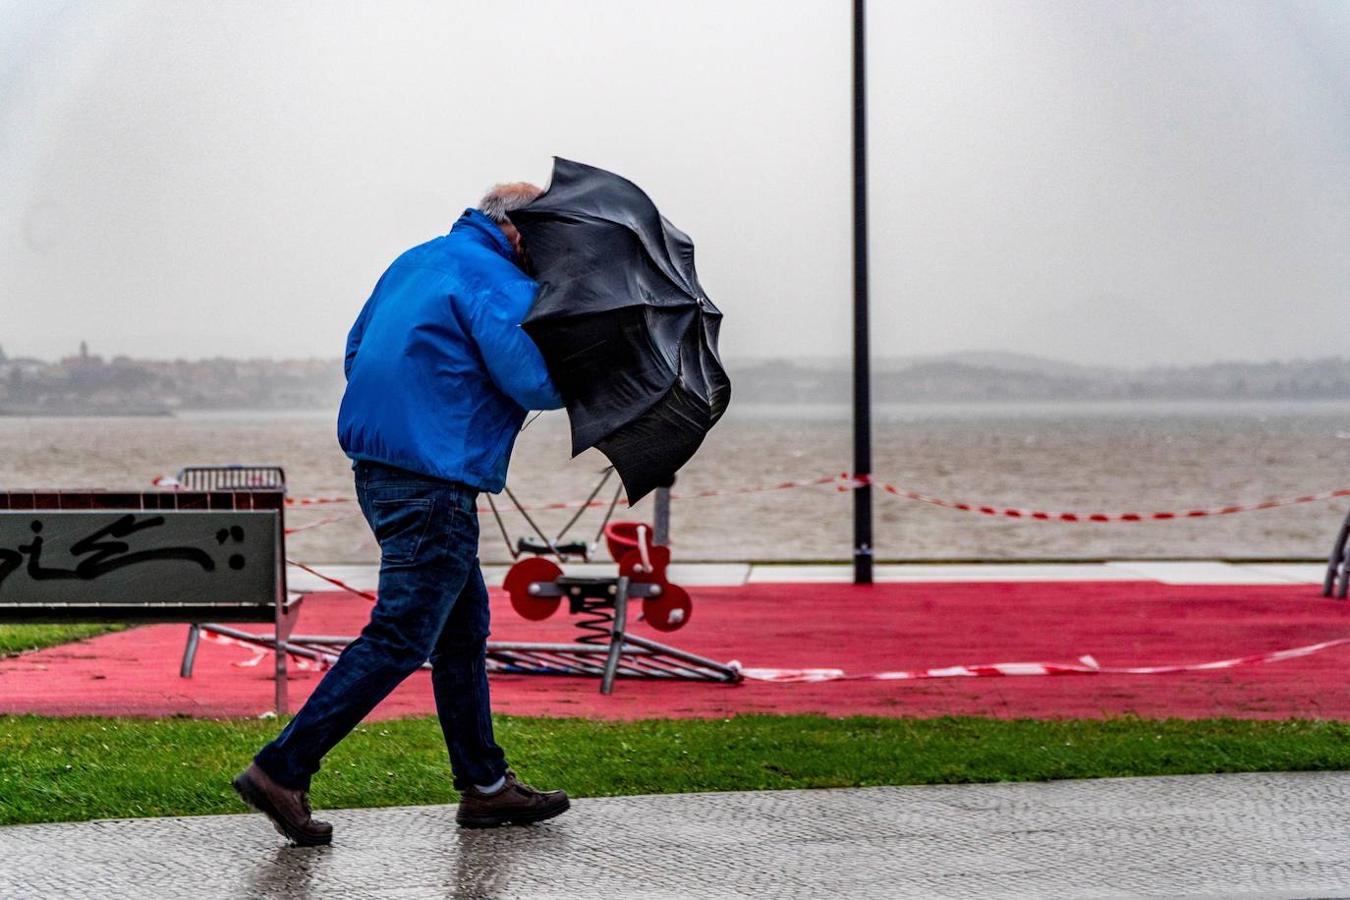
{"left": 0, "top": 352, "right": 344, "bottom": 415}
{"left": 4, "top": 348, "right": 1348, "bottom": 414}
{"left": 889, "top": 351, "right": 1119, "bottom": 379}
{"left": 731, "top": 353, "right": 1350, "bottom": 404}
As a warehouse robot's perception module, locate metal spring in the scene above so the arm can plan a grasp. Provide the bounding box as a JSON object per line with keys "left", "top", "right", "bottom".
{"left": 573, "top": 598, "right": 616, "bottom": 646}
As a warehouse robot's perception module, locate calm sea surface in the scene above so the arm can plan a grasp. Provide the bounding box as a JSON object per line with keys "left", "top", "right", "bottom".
{"left": 2, "top": 401, "right": 1347, "bottom": 563}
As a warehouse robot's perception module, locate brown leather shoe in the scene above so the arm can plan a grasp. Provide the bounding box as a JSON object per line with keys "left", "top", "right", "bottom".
{"left": 232, "top": 762, "right": 333, "bottom": 846}
{"left": 456, "top": 771, "right": 570, "bottom": 828}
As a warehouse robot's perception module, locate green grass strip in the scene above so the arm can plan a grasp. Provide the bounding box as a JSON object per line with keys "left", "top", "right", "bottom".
{"left": 3, "top": 714, "right": 1349, "bottom": 827}
{"left": 0, "top": 625, "right": 121, "bottom": 657}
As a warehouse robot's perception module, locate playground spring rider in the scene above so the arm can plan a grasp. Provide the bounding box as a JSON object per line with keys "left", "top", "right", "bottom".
{"left": 488, "top": 468, "right": 739, "bottom": 693}
{"left": 185, "top": 465, "right": 740, "bottom": 697}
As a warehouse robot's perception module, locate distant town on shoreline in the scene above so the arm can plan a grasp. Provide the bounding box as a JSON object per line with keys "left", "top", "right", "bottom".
{"left": 1, "top": 343, "right": 1348, "bottom": 416}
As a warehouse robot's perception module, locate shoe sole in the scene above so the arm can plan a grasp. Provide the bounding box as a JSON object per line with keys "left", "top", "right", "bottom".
{"left": 456, "top": 796, "right": 571, "bottom": 829}
{"left": 232, "top": 773, "right": 333, "bottom": 847}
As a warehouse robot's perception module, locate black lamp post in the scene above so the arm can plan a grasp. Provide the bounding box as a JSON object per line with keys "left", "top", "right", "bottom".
{"left": 852, "top": 0, "right": 874, "bottom": 584}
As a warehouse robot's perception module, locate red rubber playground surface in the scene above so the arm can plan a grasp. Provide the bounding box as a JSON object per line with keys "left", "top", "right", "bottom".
{"left": 3, "top": 579, "right": 1349, "bottom": 721}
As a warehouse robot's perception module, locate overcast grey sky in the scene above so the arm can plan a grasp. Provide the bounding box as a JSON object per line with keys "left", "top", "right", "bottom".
{"left": 2, "top": 0, "right": 1347, "bottom": 367}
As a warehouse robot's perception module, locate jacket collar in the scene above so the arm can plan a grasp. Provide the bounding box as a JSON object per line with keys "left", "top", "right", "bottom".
{"left": 452, "top": 209, "right": 516, "bottom": 262}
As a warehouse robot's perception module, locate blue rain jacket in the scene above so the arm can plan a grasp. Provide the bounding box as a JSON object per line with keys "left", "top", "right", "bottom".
{"left": 337, "top": 209, "right": 563, "bottom": 492}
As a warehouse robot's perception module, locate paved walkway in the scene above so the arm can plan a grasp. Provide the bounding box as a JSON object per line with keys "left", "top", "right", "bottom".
{"left": 3, "top": 773, "right": 1350, "bottom": 898}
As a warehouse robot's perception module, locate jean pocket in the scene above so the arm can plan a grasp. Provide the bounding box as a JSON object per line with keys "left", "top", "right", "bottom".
{"left": 370, "top": 497, "right": 434, "bottom": 565}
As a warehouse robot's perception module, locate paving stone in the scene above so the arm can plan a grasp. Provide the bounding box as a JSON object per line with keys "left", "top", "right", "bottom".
{"left": 4, "top": 772, "right": 1350, "bottom": 898}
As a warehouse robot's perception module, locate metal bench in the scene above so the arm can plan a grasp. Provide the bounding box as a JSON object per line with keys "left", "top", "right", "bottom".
{"left": 0, "top": 485, "right": 300, "bottom": 713}
{"left": 169, "top": 466, "right": 304, "bottom": 712}
{"left": 175, "top": 465, "right": 287, "bottom": 492}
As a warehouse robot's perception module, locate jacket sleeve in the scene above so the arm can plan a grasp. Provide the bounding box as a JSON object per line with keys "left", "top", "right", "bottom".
{"left": 465, "top": 280, "right": 564, "bottom": 411}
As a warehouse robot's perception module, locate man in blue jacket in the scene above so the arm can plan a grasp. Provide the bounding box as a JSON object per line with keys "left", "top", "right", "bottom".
{"left": 234, "top": 183, "right": 570, "bottom": 843}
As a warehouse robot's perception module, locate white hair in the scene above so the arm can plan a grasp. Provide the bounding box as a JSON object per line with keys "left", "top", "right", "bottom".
{"left": 477, "top": 182, "right": 543, "bottom": 224}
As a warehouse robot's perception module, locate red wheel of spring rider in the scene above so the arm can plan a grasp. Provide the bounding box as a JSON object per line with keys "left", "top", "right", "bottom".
{"left": 503, "top": 556, "right": 563, "bottom": 621}
{"left": 643, "top": 582, "right": 692, "bottom": 632}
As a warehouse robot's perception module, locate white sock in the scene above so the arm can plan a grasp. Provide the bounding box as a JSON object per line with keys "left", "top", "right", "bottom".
{"left": 474, "top": 775, "right": 506, "bottom": 795}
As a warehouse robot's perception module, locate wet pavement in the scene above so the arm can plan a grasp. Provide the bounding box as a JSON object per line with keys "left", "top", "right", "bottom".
{"left": 4, "top": 772, "right": 1350, "bottom": 898}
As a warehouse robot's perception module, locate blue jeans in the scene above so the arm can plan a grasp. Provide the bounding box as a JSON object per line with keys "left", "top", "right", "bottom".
{"left": 255, "top": 461, "right": 507, "bottom": 791}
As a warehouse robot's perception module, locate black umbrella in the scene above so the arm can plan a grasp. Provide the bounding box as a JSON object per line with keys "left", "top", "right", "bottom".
{"left": 513, "top": 158, "right": 730, "bottom": 503}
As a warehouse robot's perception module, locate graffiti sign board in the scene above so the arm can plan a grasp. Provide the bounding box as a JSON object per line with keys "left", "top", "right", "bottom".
{"left": 0, "top": 511, "right": 280, "bottom": 617}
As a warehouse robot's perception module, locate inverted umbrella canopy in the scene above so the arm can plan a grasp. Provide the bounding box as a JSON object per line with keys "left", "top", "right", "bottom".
{"left": 513, "top": 158, "right": 730, "bottom": 502}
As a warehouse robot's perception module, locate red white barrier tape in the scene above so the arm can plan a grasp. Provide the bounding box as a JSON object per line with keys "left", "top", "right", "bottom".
{"left": 200, "top": 629, "right": 319, "bottom": 671}
{"left": 158, "top": 470, "right": 1350, "bottom": 525}
{"left": 477, "top": 474, "right": 846, "bottom": 514}
{"left": 286, "top": 559, "right": 378, "bottom": 602}
{"left": 284, "top": 512, "right": 361, "bottom": 535}
{"left": 672, "top": 474, "right": 852, "bottom": 500}
{"left": 201, "top": 629, "right": 266, "bottom": 667}
{"left": 202, "top": 621, "right": 1350, "bottom": 685}
{"left": 734, "top": 636, "right": 1350, "bottom": 683}
{"left": 163, "top": 472, "right": 842, "bottom": 512}
{"left": 271, "top": 474, "right": 846, "bottom": 514}
{"left": 861, "top": 474, "right": 1350, "bottom": 523}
